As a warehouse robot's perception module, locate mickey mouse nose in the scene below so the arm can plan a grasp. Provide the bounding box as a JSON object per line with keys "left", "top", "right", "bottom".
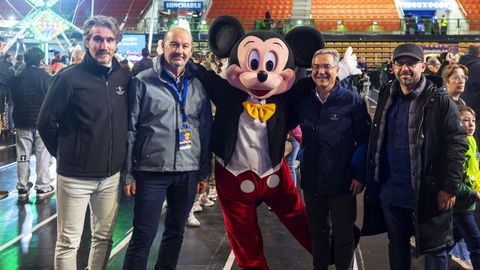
{"left": 257, "top": 71, "right": 268, "bottom": 83}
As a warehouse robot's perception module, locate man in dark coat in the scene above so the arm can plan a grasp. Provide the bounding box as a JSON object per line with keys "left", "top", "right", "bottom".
{"left": 11, "top": 47, "right": 54, "bottom": 199}
{"left": 132, "top": 47, "right": 153, "bottom": 76}
{"left": 37, "top": 15, "right": 131, "bottom": 270}
{"left": 362, "top": 44, "right": 468, "bottom": 270}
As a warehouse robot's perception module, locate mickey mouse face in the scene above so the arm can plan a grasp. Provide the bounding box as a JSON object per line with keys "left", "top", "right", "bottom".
{"left": 226, "top": 35, "right": 295, "bottom": 99}
{"left": 207, "top": 16, "right": 325, "bottom": 100}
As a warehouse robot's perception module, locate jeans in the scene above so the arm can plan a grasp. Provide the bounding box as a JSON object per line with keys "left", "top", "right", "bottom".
{"left": 304, "top": 191, "right": 356, "bottom": 270}
{"left": 123, "top": 171, "right": 198, "bottom": 270}
{"left": 286, "top": 138, "right": 300, "bottom": 186}
{"left": 453, "top": 212, "right": 480, "bottom": 270}
{"left": 15, "top": 129, "right": 52, "bottom": 191}
{"left": 380, "top": 202, "right": 448, "bottom": 270}
{"left": 54, "top": 172, "right": 121, "bottom": 270}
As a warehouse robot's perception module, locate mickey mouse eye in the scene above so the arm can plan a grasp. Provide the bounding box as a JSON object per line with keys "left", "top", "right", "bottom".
{"left": 265, "top": 52, "right": 277, "bottom": 72}
{"left": 248, "top": 50, "right": 260, "bottom": 70}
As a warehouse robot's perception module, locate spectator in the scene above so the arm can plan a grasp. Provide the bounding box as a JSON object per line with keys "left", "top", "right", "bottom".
{"left": 452, "top": 105, "right": 480, "bottom": 270}
{"left": 441, "top": 15, "right": 448, "bottom": 35}
{"left": 424, "top": 57, "right": 443, "bottom": 88}
{"left": 122, "top": 27, "right": 212, "bottom": 270}
{"left": 0, "top": 53, "right": 14, "bottom": 136}
{"left": 362, "top": 43, "right": 468, "bottom": 270}
{"left": 201, "top": 51, "right": 228, "bottom": 79}
{"left": 443, "top": 64, "right": 476, "bottom": 268}
{"left": 132, "top": 48, "right": 153, "bottom": 76}
{"left": 286, "top": 125, "right": 302, "bottom": 187}
{"left": 13, "top": 54, "right": 25, "bottom": 73}
{"left": 357, "top": 57, "right": 368, "bottom": 72}
{"left": 11, "top": 47, "right": 53, "bottom": 200}
{"left": 293, "top": 48, "right": 371, "bottom": 270}
{"left": 120, "top": 59, "right": 131, "bottom": 72}
{"left": 459, "top": 45, "right": 480, "bottom": 127}
{"left": 49, "top": 51, "right": 64, "bottom": 75}
{"left": 69, "top": 49, "right": 85, "bottom": 65}
{"left": 0, "top": 37, "right": 5, "bottom": 56}
{"left": 380, "top": 60, "right": 394, "bottom": 86}
{"left": 357, "top": 70, "right": 370, "bottom": 96}
{"left": 442, "top": 63, "right": 468, "bottom": 106}
{"left": 264, "top": 9, "right": 272, "bottom": 30}
{"left": 433, "top": 19, "right": 440, "bottom": 35}
{"left": 37, "top": 15, "right": 130, "bottom": 270}
{"left": 68, "top": 38, "right": 82, "bottom": 57}
{"left": 426, "top": 57, "right": 441, "bottom": 74}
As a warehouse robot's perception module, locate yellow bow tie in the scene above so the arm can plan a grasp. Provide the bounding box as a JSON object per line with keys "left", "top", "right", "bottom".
{"left": 242, "top": 101, "right": 276, "bottom": 123}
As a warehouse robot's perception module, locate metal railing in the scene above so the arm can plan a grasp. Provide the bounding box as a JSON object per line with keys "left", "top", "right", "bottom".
{"left": 114, "top": 17, "right": 480, "bottom": 35}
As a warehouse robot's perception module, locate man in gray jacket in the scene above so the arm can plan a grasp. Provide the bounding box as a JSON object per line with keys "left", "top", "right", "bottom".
{"left": 122, "top": 27, "right": 212, "bottom": 270}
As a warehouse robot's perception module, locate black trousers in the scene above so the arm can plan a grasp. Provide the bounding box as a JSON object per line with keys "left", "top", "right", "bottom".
{"left": 304, "top": 191, "right": 356, "bottom": 270}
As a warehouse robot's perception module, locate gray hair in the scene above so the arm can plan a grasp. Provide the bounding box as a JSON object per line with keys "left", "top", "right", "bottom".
{"left": 312, "top": 48, "right": 340, "bottom": 66}
{"left": 82, "top": 16, "right": 122, "bottom": 46}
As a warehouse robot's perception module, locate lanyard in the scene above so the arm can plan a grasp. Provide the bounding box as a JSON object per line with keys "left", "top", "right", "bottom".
{"left": 162, "top": 70, "right": 189, "bottom": 123}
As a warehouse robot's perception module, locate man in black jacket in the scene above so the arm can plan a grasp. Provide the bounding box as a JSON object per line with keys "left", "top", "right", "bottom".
{"left": 362, "top": 44, "right": 468, "bottom": 270}
{"left": 12, "top": 47, "right": 53, "bottom": 200}
{"left": 38, "top": 15, "right": 130, "bottom": 270}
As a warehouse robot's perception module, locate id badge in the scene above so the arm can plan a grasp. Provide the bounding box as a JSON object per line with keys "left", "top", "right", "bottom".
{"left": 178, "top": 124, "right": 192, "bottom": 150}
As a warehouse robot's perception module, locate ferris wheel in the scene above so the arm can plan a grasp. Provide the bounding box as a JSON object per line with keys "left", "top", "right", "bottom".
{"left": 2, "top": 0, "right": 82, "bottom": 57}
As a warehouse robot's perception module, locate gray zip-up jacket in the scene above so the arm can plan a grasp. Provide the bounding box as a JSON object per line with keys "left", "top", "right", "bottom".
{"left": 125, "top": 56, "right": 212, "bottom": 180}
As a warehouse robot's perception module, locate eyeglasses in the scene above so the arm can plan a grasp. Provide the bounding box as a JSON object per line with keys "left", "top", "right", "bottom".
{"left": 393, "top": 61, "right": 422, "bottom": 68}
{"left": 451, "top": 75, "right": 468, "bottom": 82}
{"left": 312, "top": 64, "right": 337, "bottom": 71}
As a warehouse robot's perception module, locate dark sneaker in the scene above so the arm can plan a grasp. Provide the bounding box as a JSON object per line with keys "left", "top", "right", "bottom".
{"left": 18, "top": 182, "right": 33, "bottom": 198}
{"left": 36, "top": 185, "right": 55, "bottom": 199}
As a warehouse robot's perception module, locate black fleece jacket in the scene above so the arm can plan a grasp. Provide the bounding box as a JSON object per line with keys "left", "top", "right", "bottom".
{"left": 38, "top": 51, "right": 131, "bottom": 178}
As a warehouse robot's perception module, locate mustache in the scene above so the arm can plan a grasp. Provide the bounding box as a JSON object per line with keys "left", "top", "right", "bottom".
{"left": 172, "top": 52, "right": 184, "bottom": 58}
{"left": 95, "top": 50, "right": 111, "bottom": 56}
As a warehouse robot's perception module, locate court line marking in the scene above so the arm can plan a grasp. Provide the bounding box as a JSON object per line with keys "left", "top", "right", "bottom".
{"left": 109, "top": 228, "right": 133, "bottom": 259}
{"left": 0, "top": 161, "right": 16, "bottom": 170}
{"left": 223, "top": 250, "right": 235, "bottom": 270}
{"left": 357, "top": 244, "right": 366, "bottom": 270}
{"left": 0, "top": 214, "right": 57, "bottom": 252}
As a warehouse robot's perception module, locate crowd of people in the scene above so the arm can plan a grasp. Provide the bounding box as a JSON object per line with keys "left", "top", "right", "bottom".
{"left": 0, "top": 14, "right": 480, "bottom": 270}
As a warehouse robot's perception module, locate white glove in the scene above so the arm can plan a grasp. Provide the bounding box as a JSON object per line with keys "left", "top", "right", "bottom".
{"left": 338, "top": 47, "right": 362, "bottom": 81}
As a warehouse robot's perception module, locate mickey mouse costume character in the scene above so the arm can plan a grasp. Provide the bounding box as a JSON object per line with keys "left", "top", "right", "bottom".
{"left": 192, "top": 16, "right": 360, "bottom": 269}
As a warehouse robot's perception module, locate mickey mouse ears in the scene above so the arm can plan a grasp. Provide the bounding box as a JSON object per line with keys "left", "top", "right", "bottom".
{"left": 208, "top": 16, "right": 245, "bottom": 58}
{"left": 285, "top": 26, "right": 325, "bottom": 68}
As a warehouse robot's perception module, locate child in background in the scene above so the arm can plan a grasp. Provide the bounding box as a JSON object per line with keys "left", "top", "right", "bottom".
{"left": 451, "top": 105, "right": 480, "bottom": 270}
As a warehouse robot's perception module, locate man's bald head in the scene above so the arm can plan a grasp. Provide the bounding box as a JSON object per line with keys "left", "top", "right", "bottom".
{"left": 162, "top": 27, "right": 193, "bottom": 76}
{"left": 163, "top": 27, "right": 192, "bottom": 45}
{"left": 71, "top": 49, "right": 85, "bottom": 65}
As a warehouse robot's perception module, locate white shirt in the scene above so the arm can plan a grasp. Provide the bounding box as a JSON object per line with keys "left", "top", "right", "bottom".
{"left": 216, "top": 97, "right": 281, "bottom": 178}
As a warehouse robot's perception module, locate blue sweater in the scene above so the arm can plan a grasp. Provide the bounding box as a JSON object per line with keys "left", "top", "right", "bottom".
{"left": 379, "top": 91, "right": 414, "bottom": 208}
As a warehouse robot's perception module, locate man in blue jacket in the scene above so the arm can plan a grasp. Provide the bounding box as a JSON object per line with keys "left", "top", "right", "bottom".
{"left": 293, "top": 48, "right": 371, "bottom": 270}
